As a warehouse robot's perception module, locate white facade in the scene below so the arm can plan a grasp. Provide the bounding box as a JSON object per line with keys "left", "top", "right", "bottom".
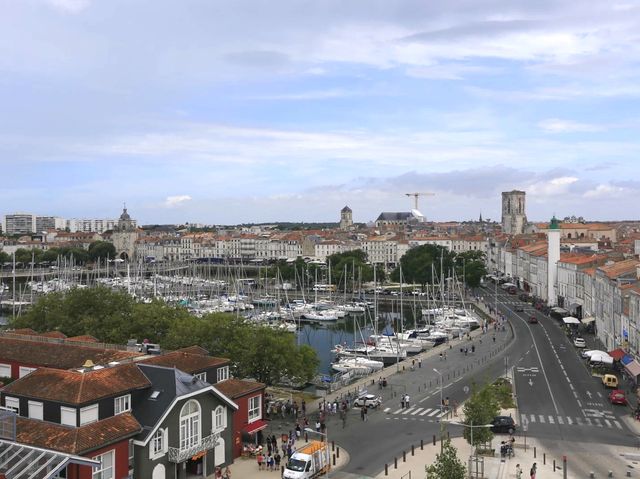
{"left": 547, "top": 224, "right": 561, "bottom": 306}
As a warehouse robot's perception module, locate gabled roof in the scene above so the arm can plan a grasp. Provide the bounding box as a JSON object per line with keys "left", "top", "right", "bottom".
{"left": 215, "top": 378, "right": 266, "bottom": 399}
{"left": 16, "top": 412, "right": 141, "bottom": 455}
{"left": 176, "top": 345, "right": 209, "bottom": 356}
{"left": 598, "top": 259, "right": 640, "bottom": 279}
{"left": 0, "top": 334, "right": 143, "bottom": 370}
{"left": 2, "top": 363, "right": 151, "bottom": 405}
{"left": 139, "top": 350, "right": 229, "bottom": 374}
{"left": 376, "top": 212, "right": 413, "bottom": 221}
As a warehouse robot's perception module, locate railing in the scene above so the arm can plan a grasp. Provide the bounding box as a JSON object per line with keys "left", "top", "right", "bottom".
{"left": 167, "top": 432, "right": 220, "bottom": 463}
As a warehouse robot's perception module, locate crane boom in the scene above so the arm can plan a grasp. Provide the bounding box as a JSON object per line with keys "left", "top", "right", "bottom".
{"left": 405, "top": 192, "right": 435, "bottom": 210}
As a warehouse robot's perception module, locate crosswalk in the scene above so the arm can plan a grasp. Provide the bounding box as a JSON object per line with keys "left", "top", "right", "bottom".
{"left": 520, "top": 412, "right": 622, "bottom": 430}
{"left": 384, "top": 406, "right": 448, "bottom": 418}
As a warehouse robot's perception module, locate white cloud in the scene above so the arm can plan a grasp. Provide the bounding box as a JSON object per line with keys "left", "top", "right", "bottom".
{"left": 583, "top": 184, "right": 626, "bottom": 198}
{"left": 164, "top": 195, "right": 192, "bottom": 207}
{"left": 45, "top": 0, "right": 90, "bottom": 13}
{"left": 528, "top": 176, "right": 579, "bottom": 196}
{"left": 538, "top": 119, "right": 603, "bottom": 133}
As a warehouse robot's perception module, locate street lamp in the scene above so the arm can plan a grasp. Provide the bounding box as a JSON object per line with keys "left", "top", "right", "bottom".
{"left": 433, "top": 368, "right": 443, "bottom": 413}
{"left": 440, "top": 419, "right": 493, "bottom": 458}
{"left": 304, "top": 427, "right": 330, "bottom": 478}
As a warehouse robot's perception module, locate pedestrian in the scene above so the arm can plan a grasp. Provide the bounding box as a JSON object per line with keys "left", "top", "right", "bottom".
{"left": 493, "top": 336, "right": 496, "bottom": 343}
{"left": 471, "top": 345, "right": 475, "bottom": 353}
{"left": 223, "top": 466, "right": 231, "bottom": 479}
{"left": 215, "top": 466, "right": 222, "bottom": 478}
{"left": 439, "top": 352, "right": 443, "bottom": 361}
{"left": 464, "top": 347, "right": 468, "bottom": 356}
{"left": 530, "top": 462, "right": 537, "bottom": 479}
{"left": 405, "top": 394, "right": 410, "bottom": 408}
{"left": 257, "top": 453, "right": 264, "bottom": 471}
{"left": 418, "top": 358, "right": 422, "bottom": 368}
{"left": 295, "top": 424, "right": 301, "bottom": 439}
{"left": 443, "top": 351, "right": 447, "bottom": 360}
{"left": 401, "top": 396, "right": 405, "bottom": 409}
{"left": 315, "top": 420, "right": 321, "bottom": 432}
{"left": 444, "top": 397, "right": 450, "bottom": 411}
{"left": 515, "top": 464, "right": 522, "bottom": 479}
{"left": 453, "top": 399, "right": 458, "bottom": 416}
{"left": 275, "top": 453, "right": 281, "bottom": 470}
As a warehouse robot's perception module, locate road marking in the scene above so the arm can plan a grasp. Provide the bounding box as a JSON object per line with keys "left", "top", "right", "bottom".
{"left": 577, "top": 400, "right": 582, "bottom": 408}
{"left": 593, "top": 418, "right": 603, "bottom": 427}
{"left": 418, "top": 397, "right": 428, "bottom": 404}
{"left": 539, "top": 415, "right": 546, "bottom": 423}
{"left": 575, "top": 418, "right": 583, "bottom": 426}
{"left": 597, "top": 392, "right": 603, "bottom": 398}
{"left": 402, "top": 407, "right": 416, "bottom": 415}
{"left": 392, "top": 408, "right": 403, "bottom": 414}
{"left": 615, "top": 421, "right": 622, "bottom": 429}
{"left": 566, "top": 416, "right": 572, "bottom": 425}
{"left": 428, "top": 409, "right": 441, "bottom": 417}
{"left": 548, "top": 416, "right": 555, "bottom": 424}
{"left": 383, "top": 407, "right": 391, "bottom": 413}
{"left": 557, "top": 416, "right": 564, "bottom": 425}
{"left": 419, "top": 409, "right": 432, "bottom": 416}
{"left": 604, "top": 419, "right": 612, "bottom": 427}
{"left": 585, "top": 418, "right": 592, "bottom": 426}
{"left": 411, "top": 408, "right": 423, "bottom": 415}
{"left": 530, "top": 414, "right": 536, "bottom": 423}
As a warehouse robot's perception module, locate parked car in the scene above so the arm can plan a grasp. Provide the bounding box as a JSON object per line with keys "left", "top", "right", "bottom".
{"left": 353, "top": 394, "right": 382, "bottom": 408}
{"left": 528, "top": 316, "right": 538, "bottom": 324}
{"left": 491, "top": 416, "right": 516, "bottom": 434}
{"left": 573, "top": 337, "right": 586, "bottom": 348}
{"left": 602, "top": 374, "right": 619, "bottom": 389}
{"left": 609, "top": 389, "right": 627, "bottom": 405}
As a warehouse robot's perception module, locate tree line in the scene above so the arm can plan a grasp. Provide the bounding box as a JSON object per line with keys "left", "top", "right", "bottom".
{"left": 0, "top": 241, "right": 116, "bottom": 266}
{"left": 11, "top": 287, "right": 318, "bottom": 385}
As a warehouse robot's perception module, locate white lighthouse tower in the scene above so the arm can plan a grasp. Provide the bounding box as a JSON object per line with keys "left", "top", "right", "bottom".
{"left": 547, "top": 216, "right": 561, "bottom": 305}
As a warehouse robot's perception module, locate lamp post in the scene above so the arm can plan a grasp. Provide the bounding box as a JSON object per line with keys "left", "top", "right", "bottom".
{"left": 433, "top": 368, "right": 443, "bottom": 413}
{"left": 440, "top": 419, "right": 493, "bottom": 457}
{"left": 304, "top": 427, "right": 330, "bottom": 478}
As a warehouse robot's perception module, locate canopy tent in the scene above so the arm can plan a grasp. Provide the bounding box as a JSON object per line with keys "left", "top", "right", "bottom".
{"left": 608, "top": 348, "right": 627, "bottom": 361}
{"left": 625, "top": 360, "right": 640, "bottom": 378}
{"left": 581, "top": 316, "right": 596, "bottom": 324}
{"left": 622, "top": 354, "right": 635, "bottom": 366}
{"left": 551, "top": 307, "right": 569, "bottom": 314}
{"left": 562, "top": 316, "right": 581, "bottom": 325}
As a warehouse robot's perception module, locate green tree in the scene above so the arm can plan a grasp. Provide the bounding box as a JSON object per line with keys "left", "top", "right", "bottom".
{"left": 14, "top": 248, "right": 44, "bottom": 265}
{"left": 425, "top": 437, "right": 466, "bottom": 479}
{"left": 88, "top": 241, "right": 117, "bottom": 262}
{"left": 0, "top": 251, "right": 10, "bottom": 264}
{"left": 42, "top": 248, "right": 62, "bottom": 263}
{"left": 391, "top": 244, "right": 455, "bottom": 287}
{"left": 455, "top": 251, "right": 487, "bottom": 288}
{"left": 462, "top": 382, "right": 500, "bottom": 448}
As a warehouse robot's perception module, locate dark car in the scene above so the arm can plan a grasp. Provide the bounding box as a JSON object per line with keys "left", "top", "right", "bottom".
{"left": 491, "top": 416, "right": 516, "bottom": 434}
{"left": 528, "top": 316, "right": 538, "bottom": 324}
{"left": 514, "top": 306, "right": 524, "bottom": 312}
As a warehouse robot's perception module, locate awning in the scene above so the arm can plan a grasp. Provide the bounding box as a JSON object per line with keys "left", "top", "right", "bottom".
{"left": 552, "top": 307, "right": 569, "bottom": 314}
{"left": 608, "top": 348, "right": 627, "bottom": 361}
{"left": 581, "top": 316, "right": 595, "bottom": 324}
{"left": 625, "top": 360, "right": 640, "bottom": 378}
{"left": 622, "top": 354, "right": 635, "bottom": 366}
{"left": 568, "top": 303, "right": 581, "bottom": 311}
{"left": 244, "top": 420, "right": 268, "bottom": 435}
{"left": 562, "top": 316, "right": 581, "bottom": 325}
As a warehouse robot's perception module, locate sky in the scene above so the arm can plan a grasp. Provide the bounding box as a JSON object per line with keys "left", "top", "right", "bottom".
{"left": 2, "top": 0, "right": 640, "bottom": 225}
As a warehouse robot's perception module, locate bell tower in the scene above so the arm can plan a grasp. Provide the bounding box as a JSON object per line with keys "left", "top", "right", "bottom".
{"left": 501, "top": 190, "right": 527, "bottom": 235}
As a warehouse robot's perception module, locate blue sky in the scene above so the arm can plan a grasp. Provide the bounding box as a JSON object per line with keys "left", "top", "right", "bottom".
{"left": 2, "top": 0, "right": 640, "bottom": 224}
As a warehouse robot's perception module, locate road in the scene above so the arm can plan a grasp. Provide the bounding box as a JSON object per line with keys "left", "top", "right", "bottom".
{"left": 309, "top": 287, "right": 640, "bottom": 478}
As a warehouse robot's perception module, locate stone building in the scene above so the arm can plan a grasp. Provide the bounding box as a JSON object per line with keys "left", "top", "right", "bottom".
{"left": 501, "top": 190, "right": 527, "bottom": 235}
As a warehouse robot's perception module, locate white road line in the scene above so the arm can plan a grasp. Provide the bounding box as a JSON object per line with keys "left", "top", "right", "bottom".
{"left": 548, "top": 416, "right": 555, "bottom": 424}
{"left": 566, "top": 417, "right": 572, "bottom": 425}
{"left": 577, "top": 400, "right": 582, "bottom": 408}
{"left": 419, "top": 409, "right": 432, "bottom": 416}
{"left": 530, "top": 414, "right": 536, "bottom": 423}
{"left": 402, "top": 407, "right": 416, "bottom": 415}
{"left": 585, "top": 418, "right": 592, "bottom": 426}
{"left": 539, "top": 415, "right": 546, "bottom": 423}
{"left": 411, "top": 408, "right": 423, "bottom": 416}
{"left": 392, "top": 408, "right": 403, "bottom": 414}
{"left": 524, "top": 317, "right": 560, "bottom": 414}
{"left": 615, "top": 421, "right": 622, "bottom": 429}
{"left": 418, "top": 398, "right": 428, "bottom": 403}
{"left": 383, "top": 407, "right": 391, "bottom": 413}
{"left": 604, "top": 420, "right": 612, "bottom": 427}
{"left": 575, "top": 418, "right": 583, "bottom": 426}
{"left": 593, "top": 419, "right": 602, "bottom": 427}
{"left": 597, "top": 392, "right": 603, "bottom": 398}
{"left": 557, "top": 416, "right": 564, "bottom": 425}
{"left": 428, "top": 409, "right": 441, "bottom": 417}
{"left": 569, "top": 384, "right": 575, "bottom": 390}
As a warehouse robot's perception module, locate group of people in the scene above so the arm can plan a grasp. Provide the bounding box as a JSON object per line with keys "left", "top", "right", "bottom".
{"left": 400, "top": 393, "right": 411, "bottom": 408}
{"left": 515, "top": 462, "right": 536, "bottom": 479}
{"left": 214, "top": 466, "right": 231, "bottom": 478}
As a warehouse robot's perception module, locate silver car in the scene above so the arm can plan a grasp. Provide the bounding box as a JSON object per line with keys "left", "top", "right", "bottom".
{"left": 354, "top": 394, "right": 382, "bottom": 408}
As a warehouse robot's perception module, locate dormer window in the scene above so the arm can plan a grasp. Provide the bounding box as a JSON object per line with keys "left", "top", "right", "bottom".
{"left": 114, "top": 394, "right": 131, "bottom": 415}
{"left": 4, "top": 396, "right": 19, "bottom": 414}
{"left": 194, "top": 372, "right": 207, "bottom": 382}
{"left": 216, "top": 366, "right": 229, "bottom": 383}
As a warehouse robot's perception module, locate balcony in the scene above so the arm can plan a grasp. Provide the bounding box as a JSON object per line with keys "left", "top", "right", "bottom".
{"left": 168, "top": 432, "right": 220, "bottom": 463}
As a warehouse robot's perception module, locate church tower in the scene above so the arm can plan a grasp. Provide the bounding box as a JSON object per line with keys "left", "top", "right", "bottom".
{"left": 501, "top": 190, "right": 527, "bottom": 235}
{"left": 339, "top": 206, "right": 353, "bottom": 230}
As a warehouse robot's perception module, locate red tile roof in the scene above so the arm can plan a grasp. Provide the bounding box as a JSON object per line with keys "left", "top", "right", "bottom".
{"left": 139, "top": 351, "right": 229, "bottom": 374}
{"left": 2, "top": 364, "right": 151, "bottom": 404}
{"left": 16, "top": 412, "right": 141, "bottom": 455}
{"left": 215, "top": 378, "right": 265, "bottom": 399}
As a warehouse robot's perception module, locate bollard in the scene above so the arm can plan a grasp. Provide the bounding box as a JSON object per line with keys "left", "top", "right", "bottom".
{"left": 590, "top": 473, "right": 595, "bottom": 478}
{"left": 421, "top": 439, "right": 424, "bottom": 450}
{"left": 305, "top": 432, "right": 308, "bottom": 442}
{"left": 332, "top": 441, "right": 335, "bottom": 451}
{"left": 403, "top": 450, "right": 406, "bottom": 462}
{"left": 337, "top": 447, "right": 340, "bottom": 458}
{"left": 385, "top": 464, "right": 388, "bottom": 476}
{"left": 609, "top": 472, "right": 613, "bottom": 478}
{"left": 394, "top": 457, "right": 397, "bottom": 469}
{"left": 433, "top": 435, "right": 436, "bottom": 445}
{"left": 412, "top": 444, "right": 415, "bottom": 456}
{"left": 543, "top": 453, "right": 546, "bottom": 465}
{"left": 553, "top": 460, "right": 556, "bottom": 472}
{"left": 564, "top": 456, "right": 567, "bottom": 479}
{"left": 627, "top": 471, "right": 631, "bottom": 477}
{"left": 534, "top": 446, "right": 536, "bottom": 458}
{"left": 333, "top": 454, "right": 336, "bottom": 466}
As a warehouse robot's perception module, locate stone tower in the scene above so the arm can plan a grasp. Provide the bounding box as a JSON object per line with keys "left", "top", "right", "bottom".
{"left": 112, "top": 206, "right": 138, "bottom": 260}
{"left": 547, "top": 216, "right": 561, "bottom": 305}
{"left": 501, "top": 190, "right": 527, "bottom": 235}
{"left": 339, "top": 206, "right": 353, "bottom": 230}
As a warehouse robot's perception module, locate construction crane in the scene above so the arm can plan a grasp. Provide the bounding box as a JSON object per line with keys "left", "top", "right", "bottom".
{"left": 405, "top": 192, "right": 435, "bottom": 210}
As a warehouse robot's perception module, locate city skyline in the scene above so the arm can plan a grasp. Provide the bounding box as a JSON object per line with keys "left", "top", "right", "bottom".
{"left": 2, "top": 1, "right": 640, "bottom": 224}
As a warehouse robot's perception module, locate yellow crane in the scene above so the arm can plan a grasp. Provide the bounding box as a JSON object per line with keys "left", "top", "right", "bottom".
{"left": 405, "top": 192, "right": 435, "bottom": 210}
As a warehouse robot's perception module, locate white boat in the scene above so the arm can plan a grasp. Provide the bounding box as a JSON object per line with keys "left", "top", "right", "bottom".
{"left": 331, "top": 356, "right": 383, "bottom": 373}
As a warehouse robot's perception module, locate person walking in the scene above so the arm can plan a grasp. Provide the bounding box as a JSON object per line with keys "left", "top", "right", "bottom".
{"left": 223, "top": 466, "right": 231, "bottom": 479}
{"left": 405, "top": 394, "right": 410, "bottom": 408}
{"left": 360, "top": 406, "right": 366, "bottom": 421}
{"left": 452, "top": 399, "right": 458, "bottom": 416}
{"left": 530, "top": 462, "right": 537, "bottom": 479}
{"left": 515, "top": 464, "right": 522, "bottom": 479}
{"left": 401, "top": 396, "right": 405, "bottom": 409}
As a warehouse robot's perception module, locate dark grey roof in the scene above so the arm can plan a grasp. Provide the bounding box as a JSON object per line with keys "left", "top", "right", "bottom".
{"left": 341, "top": 206, "right": 352, "bottom": 212}
{"left": 376, "top": 212, "right": 413, "bottom": 222}
{"left": 134, "top": 364, "right": 211, "bottom": 441}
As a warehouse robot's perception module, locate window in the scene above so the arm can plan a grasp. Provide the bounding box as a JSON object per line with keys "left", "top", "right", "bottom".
{"left": 114, "top": 394, "right": 131, "bottom": 415}
{"left": 150, "top": 428, "right": 167, "bottom": 459}
{"left": 216, "top": 366, "right": 229, "bottom": 383}
{"left": 179, "top": 400, "right": 201, "bottom": 450}
{"left": 248, "top": 395, "right": 261, "bottom": 423}
{"left": 18, "top": 366, "right": 36, "bottom": 378}
{"left": 0, "top": 363, "right": 11, "bottom": 378}
{"left": 213, "top": 406, "right": 226, "bottom": 431}
{"left": 61, "top": 407, "right": 76, "bottom": 426}
{"left": 4, "top": 396, "right": 19, "bottom": 414}
{"left": 92, "top": 450, "right": 114, "bottom": 479}
{"left": 28, "top": 401, "right": 43, "bottom": 420}
{"left": 80, "top": 404, "right": 99, "bottom": 425}
{"left": 194, "top": 372, "right": 206, "bottom": 382}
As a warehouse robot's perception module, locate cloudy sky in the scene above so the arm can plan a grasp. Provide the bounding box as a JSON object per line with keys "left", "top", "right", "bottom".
{"left": 2, "top": 0, "right": 640, "bottom": 225}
